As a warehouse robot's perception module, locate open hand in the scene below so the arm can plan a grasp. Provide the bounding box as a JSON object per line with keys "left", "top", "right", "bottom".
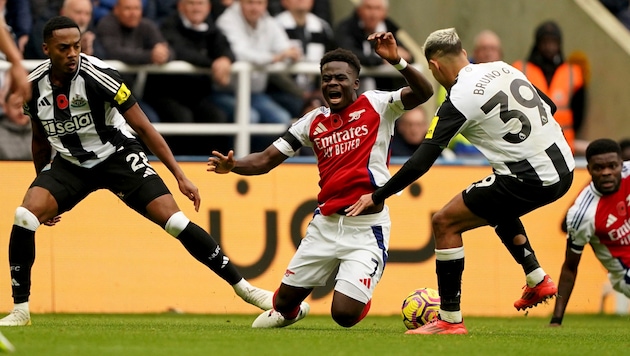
{"left": 345, "top": 193, "right": 376, "bottom": 216}
{"left": 207, "top": 150, "right": 235, "bottom": 174}
{"left": 367, "top": 31, "right": 400, "bottom": 64}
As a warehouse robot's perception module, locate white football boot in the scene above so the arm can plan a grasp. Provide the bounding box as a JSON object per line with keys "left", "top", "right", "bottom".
{"left": 0, "top": 308, "right": 31, "bottom": 326}
{"left": 251, "top": 302, "right": 310, "bottom": 328}
{"left": 235, "top": 284, "right": 274, "bottom": 311}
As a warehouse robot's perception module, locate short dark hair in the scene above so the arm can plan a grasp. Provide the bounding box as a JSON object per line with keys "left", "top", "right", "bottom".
{"left": 320, "top": 48, "right": 361, "bottom": 77}
{"left": 43, "top": 16, "right": 80, "bottom": 43}
{"left": 619, "top": 138, "right": 630, "bottom": 151}
{"left": 585, "top": 138, "right": 621, "bottom": 162}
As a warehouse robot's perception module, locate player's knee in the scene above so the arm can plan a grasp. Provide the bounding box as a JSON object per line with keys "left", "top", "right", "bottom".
{"left": 164, "top": 211, "right": 190, "bottom": 237}
{"left": 14, "top": 207, "right": 40, "bottom": 231}
{"left": 431, "top": 210, "right": 450, "bottom": 234}
{"left": 331, "top": 307, "right": 361, "bottom": 328}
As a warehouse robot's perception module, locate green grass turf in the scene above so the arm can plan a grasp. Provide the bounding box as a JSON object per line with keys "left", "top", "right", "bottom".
{"left": 1, "top": 313, "right": 629, "bottom": 355}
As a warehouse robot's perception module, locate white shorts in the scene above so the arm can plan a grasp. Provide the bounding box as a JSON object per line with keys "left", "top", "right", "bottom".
{"left": 281, "top": 206, "right": 391, "bottom": 303}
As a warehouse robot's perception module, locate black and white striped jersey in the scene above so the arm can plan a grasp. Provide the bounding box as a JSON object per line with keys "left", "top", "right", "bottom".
{"left": 25, "top": 53, "right": 138, "bottom": 168}
{"left": 426, "top": 61, "right": 575, "bottom": 185}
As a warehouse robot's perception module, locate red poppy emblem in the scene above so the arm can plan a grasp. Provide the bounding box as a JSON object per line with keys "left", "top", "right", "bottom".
{"left": 56, "top": 94, "right": 69, "bottom": 109}
{"left": 617, "top": 201, "right": 626, "bottom": 217}
{"left": 330, "top": 114, "right": 342, "bottom": 129}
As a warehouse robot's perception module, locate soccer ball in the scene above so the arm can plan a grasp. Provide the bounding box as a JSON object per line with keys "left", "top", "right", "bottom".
{"left": 401, "top": 287, "right": 440, "bottom": 329}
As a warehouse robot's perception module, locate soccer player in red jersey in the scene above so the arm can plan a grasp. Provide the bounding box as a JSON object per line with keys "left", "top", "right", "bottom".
{"left": 208, "top": 31, "right": 434, "bottom": 328}
{"left": 551, "top": 138, "right": 630, "bottom": 326}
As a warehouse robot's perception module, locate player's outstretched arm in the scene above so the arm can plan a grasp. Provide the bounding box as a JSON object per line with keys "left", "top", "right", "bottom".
{"left": 208, "top": 145, "right": 289, "bottom": 176}
{"left": 124, "top": 104, "right": 201, "bottom": 211}
{"left": 550, "top": 243, "right": 582, "bottom": 326}
{"left": 368, "top": 31, "right": 433, "bottom": 109}
{"left": 347, "top": 143, "right": 443, "bottom": 216}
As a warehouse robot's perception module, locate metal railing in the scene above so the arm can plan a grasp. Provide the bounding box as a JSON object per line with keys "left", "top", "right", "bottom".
{"left": 0, "top": 59, "right": 432, "bottom": 156}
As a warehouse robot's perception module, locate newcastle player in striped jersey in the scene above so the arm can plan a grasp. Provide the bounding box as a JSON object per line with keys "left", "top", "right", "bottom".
{"left": 0, "top": 16, "right": 273, "bottom": 326}
{"left": 348, "top": 28, "right": 575, "bottom": 334}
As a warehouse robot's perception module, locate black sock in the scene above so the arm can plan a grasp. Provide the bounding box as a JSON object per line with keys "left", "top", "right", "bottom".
{"left": 495, "top": 221, "right": 540, "bottom": 274}
{"left": 176, "top": 222, "right": 242, "bottom": 285}
{"left": 9, "top": 225, "right": 35, "bottom": 304}
{"left": 509, "top": 239, "right": 540, "bottom": 274}
{"left": 436, "top": 258, "right": 464, "bottom": 312}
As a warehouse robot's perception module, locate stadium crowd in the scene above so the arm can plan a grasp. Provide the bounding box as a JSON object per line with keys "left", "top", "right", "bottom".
{"left": 1, "top": 0, "right": 424, "bottom": 156}
{"left": 0, "top": 0, "right": 626, "bottom": 159}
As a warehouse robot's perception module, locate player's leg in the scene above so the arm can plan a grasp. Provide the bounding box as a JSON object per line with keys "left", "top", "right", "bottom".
{"left": 106, "top": 142, "right": 272, "bottom": 309}
{"left": 409, "top": 192, "right": 484, "bottom": 334}
{"left": 330, "top": 209, "right": 390, "bottom": 327}
{"left": 252, "top": 212, "right": 339, "bottom": 328}
{"left": 1, "top": 158, "right": 92, "bottom": 326}
{"left": 463, "top": 173, "right": 572, "bottom": 311}
{"left": 119, "top": 175, "right": 273, "bottom": 310}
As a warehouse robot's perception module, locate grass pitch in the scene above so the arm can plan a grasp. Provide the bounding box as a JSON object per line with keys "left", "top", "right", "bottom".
{"left": 1, "top": 313, "right": 628, "bottom": 355}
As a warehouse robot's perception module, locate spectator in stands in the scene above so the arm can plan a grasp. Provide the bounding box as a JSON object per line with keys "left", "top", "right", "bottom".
{"left": 512, "top": 21, "right": 586, "bottom": 155}
{"left": 25, "top": 0, "right": 104, "bottom": 59}
{"left": 0, "top": 91, "right": 31, "bottom": 160}
{"left": 92, "top": 0, "right": 151, "bottom": 25}
{"left": 470, "top": 29, "right": 502, "bottom": 64}
{"left": 214, "top": 0, "right": 298, "bottom": 125}
{"left": 96, "top": 0, "right": 171, "bottom": 123}
{"left": 274, "top": 0, "right": 336, "bottom": 116}
{"left": 148, "top": 0, "right": 232, "bottom": 124}
{"left": 390, "top": 106, "right": 428, "bottom": 157}
{"left": 267, "top": 0, "right": 332, "bottom": 24}
{"left": 145, "top": 0, "right": 233, "bottom": 154}
{"left": 334, "top": 0, "right": 412, "bottom": 92}
{"left": 4, "top": 0, "right": 31, "bottom": 52}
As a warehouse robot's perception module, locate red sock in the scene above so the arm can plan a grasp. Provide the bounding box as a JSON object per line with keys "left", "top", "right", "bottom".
{"left": 273, "top": 288, "right": 300, "bottom": 319}
{"left": 357, "top": 300, "right": 372, "bottom": 323}
{"left": 283, "top": 306, "right": 300, "bottom": 320}
{"left": 272, "top": 289, "right": 279, "bottom": 310}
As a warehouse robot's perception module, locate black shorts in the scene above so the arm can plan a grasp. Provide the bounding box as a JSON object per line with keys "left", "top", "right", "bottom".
{"left": 462, "top": 171, "right": 574, "bottom": 226}
{"left": 31, "top": 141, "right": 171, "bottom": 215}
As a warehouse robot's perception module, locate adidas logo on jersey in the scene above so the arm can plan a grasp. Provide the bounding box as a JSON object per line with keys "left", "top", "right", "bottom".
{"left": 606, "top": 214, "right": 618, "bottom": 228}
{"left": 38, "top": 97, "right": 51, "bottom": 107}
{"left": 313, "top": 122, "right": 328, "bottom": 136}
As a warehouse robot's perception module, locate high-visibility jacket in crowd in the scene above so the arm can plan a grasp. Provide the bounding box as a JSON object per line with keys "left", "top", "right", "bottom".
{"left": 512, "top": 60, "right": 583, "bottom": 153}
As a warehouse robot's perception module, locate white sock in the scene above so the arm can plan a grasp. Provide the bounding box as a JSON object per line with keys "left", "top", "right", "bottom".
{"left": 232, "top": 278, "right": 250, "bottom": 294}
{"left": 14, "top": 302, "right": 29, "bottom": 314}
{"left": 526, "top": 268, "right": 546, "bottom": 287}
{"left": 439, "top": 309, "right": 462, "bottom": 323}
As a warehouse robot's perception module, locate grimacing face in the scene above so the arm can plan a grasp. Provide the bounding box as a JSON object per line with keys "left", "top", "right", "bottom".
{"left": 588, "top": 152, "right": 623, "bottom": 195}
{"left": 320, "top": 61, "right": 359, "bottom": 112}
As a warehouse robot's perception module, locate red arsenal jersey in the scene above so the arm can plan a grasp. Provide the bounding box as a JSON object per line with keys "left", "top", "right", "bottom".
{"left": 273, "top": 89, "right": 405, "bottom": 215}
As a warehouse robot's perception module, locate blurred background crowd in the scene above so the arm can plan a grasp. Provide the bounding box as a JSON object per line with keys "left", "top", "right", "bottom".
{"left": 0, "top": 0, "right": 629, "bottom": 159}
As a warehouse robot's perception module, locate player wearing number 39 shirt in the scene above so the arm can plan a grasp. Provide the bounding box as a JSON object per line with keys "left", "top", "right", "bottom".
{"left": 550, "top": 139, "right": 630, "bottom": 326}
{"left": 208, "top": 33, "right": 434, "bottom": 329}
{"left": 0, "top": 16, "right": 275, "bottom": 327}
{"left": 348, "top": 28, "right": 576, "bottom": 335}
